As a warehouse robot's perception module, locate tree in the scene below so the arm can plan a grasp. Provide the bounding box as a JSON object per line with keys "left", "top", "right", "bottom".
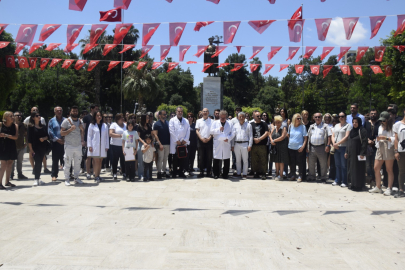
{"left": 223, "top": 96, "right": 236, "bottom": 116}
{"left": 0, "top": 31, "right": 18, "bottom": 110}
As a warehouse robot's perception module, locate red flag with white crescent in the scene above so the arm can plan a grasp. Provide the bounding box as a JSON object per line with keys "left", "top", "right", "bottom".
{"left": 107, "top": 61, "right": 120, "bottom": 71}
{"left": 160, "top": 45, "right": 171, "bottom": 61}
{"left": 140, "top": 45, "right": 153, "bottom": 58}
{"left": 337, "top": 47, "right": 351, "bottom": 61}
{"left": 40, "top": 58, "right": 50, "bottom": 70}
{"left": 315, "top": 18, "right": 332, "bottom": 41}
{"left": 194, "top": 21, "right": 214, "bottom": 32}
{"left": 248, "top": 20, "right": 275, "bottom": 34}
{"left": 340, "top": 65, "right": 351, "bottom": 75}
{"left": 295, "top": 65, "right": 304, "bottom": 74}
{"left": 217, "top": 63, "right": 230, "bottom": 68}
{"left": 235, "top": 46, "right": 243, "bottom": 53}
{"left": 280, "top": 64, "right": 289, "bottom": 72}
{"left": 202, "top": 63, "right": 214, "bottom": 72}
{"left": 18, "top": 57, "right": 29, "bottom": 69}
{"left": 286, "top": 47, "right": 300, "bottom": 61}
{"left": 142, "top": 23, "right": 160, "bottom": 46}
{"left": 393, "top": 45, "right": 405, "bottom": 53}
{"left": 6, "top": 56, "right": 15, "bottom": 68}
{"left": 103, "top": 44, "right": 117, "bottom": 56}
{"left": 369, "top": 16, "right": 386, "bottom": 39}
{"left": 14, "top": 43, "right": 26, "bottom": 54}
{"left": 15, "top": 24, "right": 37, "bottom": 46}
{"left": 304, "top": 46, "right": 317, "bottom": 59}
{"left": 288, "top": 19, "right": 305, "bottom": 43}
{"left": 64, "top": 43, "right": 78, "bottom": 53}
{"left": 320, "top": 47, "right": 334, "bottom": 61}
{"left": 384, "top": 65, "right": 393, "bottom": 77}
{"left": 0, "top": 41, "right": 10, "bottom": 49}
{"left": 323, "top": 65, "right": 333, "bottom": 78}
{"left": 67, "top": 25, "right": 84, "bottom": 45}
{"left": 310, "top": 65, "right": 320, "bottom": 75}
{"left": 113, "top": 23, "right": 132, "bottom": 44}
{"left": 179, "top": 45, "right": 191, "bottom": 61}
{"left": 137, "top": 61, "right": 147, "bottom": 70}
{"left": 119, "top": 44, "right": 135, "bottom": 54}
{"left": 353, "top": 65, "right": 363, "bottom": 76}
{"left": 268, "top": 46, "right": 282, "bottom": 61}
{"left": 45, "top": 43, "right": 62, "bottom": 51}
{"left": 167, "top": 62, "right": 179, "bottom": 73}
{"left": 194, "top": 45, "right": 208, "bottom": 57}
{"left": 187, "top": 61, "right": 197, "bottom": 64}
{"left": 169, "top": 22, "right": 187, "bottom": 46}
{"left": 123, "top": 61, "right": 135, "bottom": 69}
{"left": 374, "top": 46, "right": 385, "bottom": 62}
{"left": 88, "top": 61, "right": 100, "bottom": 71}
{"left": 28, "top": 43, "right": 44, "bottom": 54}
{"left": 211, "top": 46, "right": 227, "bottom": 58}
{"left": 74, "top": 60, "right": 87, "bottom": 70}
{"left": 231, "top": 63, "right": 244, "bottom": 72}
{"left": 29, "top": 57, "right": 37, "bottom": 70}
{"left": 224, "top": 21, "right": 241, "bottom": 44}
{"left": 151, "top": 62, "right": 163, "bottom": 69}
{"left": 288, "top": 7, "right": 302, "bottom": 29}
{"left": 263, "top": 64, "right": 274, "bottom": 75}
{"left": 69, "top": 0, "right": 88, "bottom": 11}
{"left": 114, "top": 0, "right": 132, "bottom": 10}
{"left": 268, "top": 0, "right": 276, "bottom": 3}
{"left": 207, "top": 0, "right": 220, "bottom": 3}
{"left": 371, "top": 65, "right": 383, "bottom": 74}
{"left": 342, "top": 17, "right": 359, "bottom": 40}
{"left": 356, "top": 46, "right": 369, "bottom": 62}
{"left": 100, "top": 8, "right": 122, "bottom": 22}
{"left": 90, "top": 24, "right": 108, "bottom": 45}
{"left": 249, "top": 46, "right": 264, "bottom": 59}
{"left": 50, "top": 59, "right": 62, "bottom": 68}
{"left": 250, "top": 64, "right": 260, "bottom": 73}
{"left": 62, "top": 59, "right": 75, "bottom": 69}
{"left": 0, "top": 24, "right": 9, "bottom": 35}
{"left": 394, "top": 15, "right": 405, "bottom": 37}
{"left": 83, "top": 43, "right": 98, "bottom": 55}
{"left": 39, "top": 24, "right": 61, "bottom": 42}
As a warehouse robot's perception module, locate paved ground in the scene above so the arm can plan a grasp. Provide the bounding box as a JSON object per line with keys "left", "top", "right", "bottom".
{"left": 0, "top": 153, "right": 405, "bottom": 269}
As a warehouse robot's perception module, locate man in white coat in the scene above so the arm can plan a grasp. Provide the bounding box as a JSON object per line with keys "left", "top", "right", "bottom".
{"left": 169, "top": 106, "right": 190, "bottom": 178}
{"left": 211, "top": 110, "right": 235, "bottom": 179}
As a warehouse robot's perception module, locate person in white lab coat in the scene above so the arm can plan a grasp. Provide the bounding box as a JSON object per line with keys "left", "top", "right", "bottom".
{"left": 211, "top": 110, "right": 235, "bottom": 179}
{"left": 169, "top": 106, "right": 190, "bottom": 178}
{"left": 87, "top": 111, "right": 109, "bottom": 183}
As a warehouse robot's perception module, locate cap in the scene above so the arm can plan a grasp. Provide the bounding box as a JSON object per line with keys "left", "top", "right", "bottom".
{"left": 378, "top": 111, "right": 390, "bottom": 122}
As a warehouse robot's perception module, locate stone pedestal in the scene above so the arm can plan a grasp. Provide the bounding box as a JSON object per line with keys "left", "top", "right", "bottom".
{"left": 201, "top": 77, "right": 222, "bottom": 115}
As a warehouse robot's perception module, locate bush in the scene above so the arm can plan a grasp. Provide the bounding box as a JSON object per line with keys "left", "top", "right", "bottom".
{"left": 241, "top": 107, "right": 265, "bottom": 117}
{"left": 156, "top": 104, "right": 188, "bottom": 116}
{"left": 0, "top": 111, "right": 6, "bottom": 121}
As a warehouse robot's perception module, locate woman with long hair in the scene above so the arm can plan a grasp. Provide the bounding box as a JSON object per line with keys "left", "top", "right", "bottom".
{"left": 270, "top": 116, "right": 289, "bottom": 180}
{"left": 0, "top": 111, "right": 19, "bottom": 189}
{"left": 287, "top": 113, "right": 308, "bottom": 182}
{"left": 28, "top": 112, "right": 48, "bottom": 186}
{"left": 137, "top": 114, "right": 152, "bottom": 180}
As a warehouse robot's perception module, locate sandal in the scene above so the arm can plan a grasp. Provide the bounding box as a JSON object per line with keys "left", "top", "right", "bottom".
{"left": 5, "top": 182, "right": 16, "bottom": 187}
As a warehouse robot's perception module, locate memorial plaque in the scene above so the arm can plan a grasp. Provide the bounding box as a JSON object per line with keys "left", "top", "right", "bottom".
{"left": 202, "top": 77, "right": 222, "bottom": 115}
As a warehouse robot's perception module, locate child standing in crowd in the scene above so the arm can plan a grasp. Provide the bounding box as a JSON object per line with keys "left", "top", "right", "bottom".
{"left": 141, "top": 134, "right": 155, "bottom": 182}
{"left": 122, "top": 120, "right": 138, "bottom": 182}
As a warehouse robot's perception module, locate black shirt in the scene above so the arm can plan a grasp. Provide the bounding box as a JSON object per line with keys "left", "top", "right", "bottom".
{"left": 83, "top": 114, "right": 92, "bottom": 142}
{"left": 137, "top": 124, "right": 152, "bottom": 141}
{"left": 28, "top": 125, "right": 48, "bottom": 154}
{"left": 152, "top": 120, "right": 170, "bottom": 145}
{"left": 250, "top": 121, "right": 269, "bottom": 146}
{"left": 189, "top": 123, "right": 197, "bottom": 147}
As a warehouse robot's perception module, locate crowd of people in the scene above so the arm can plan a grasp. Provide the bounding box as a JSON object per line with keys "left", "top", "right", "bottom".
{"left": 0, "top": 103, "right": 404, "bottom": 198}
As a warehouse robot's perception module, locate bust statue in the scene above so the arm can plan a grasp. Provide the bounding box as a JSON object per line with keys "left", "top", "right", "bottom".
{"left": 204, "top": 37, "right": 219, "bottom": 76}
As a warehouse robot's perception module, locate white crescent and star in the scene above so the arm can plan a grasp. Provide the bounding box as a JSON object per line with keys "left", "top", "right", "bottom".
{"left": 356, "top": 67, "right": 361, "bottom": 72}
{"left": 175, "top": 26, "right": 183, "bottom": 34}
{"left": 23, "top": 27, "right": 32, "bottom": 37}
{"left": 0, "top": 42, "right": 6, "bottom": 46}
{"left": 119, "top": 27, "right": 127, "bottom": 32}
{"left": 95, "top": 28, "right": 104, "bottom": 34}
{"left": 20, "top": 58, "right": 25, "bottom": 64}
{"left": 8, "top": 57, "right": 12, "bottom": 63}
{"left": 108, "top": 10, "right": 118, "bottom": 18}
{"left": 313, "top": 67, "right": 318, "bottom": 72}
{"left": 72, "top": 28, "right": 79, "bottom": 35}
{"left": 228, "top": 25, "right": 238, "bottom": 35}
{"left": 148, "top": 27, "right": 155, "bottom": 33}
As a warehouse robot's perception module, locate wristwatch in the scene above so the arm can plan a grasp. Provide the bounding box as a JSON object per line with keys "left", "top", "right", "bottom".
{"left": 386, "top": 137, "right": 389, "bottom": 141}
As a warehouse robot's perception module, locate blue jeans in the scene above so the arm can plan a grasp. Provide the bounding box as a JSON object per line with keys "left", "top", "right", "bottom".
{"left": 137, "top": 144, "right": 144, "bottom": 178}
{"left": 334, "top": 147, "right": 347, "bottom": 185}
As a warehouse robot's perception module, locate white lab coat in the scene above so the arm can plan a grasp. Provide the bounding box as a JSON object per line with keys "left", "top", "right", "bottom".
{"left": 210, "top": 120, "right": 235, "bottom": 159}
{"left": 169, "top": 117, "right": 190, "bottom": 154}
{"left": 87, "top": 123, "right": 109, "bottom": 157}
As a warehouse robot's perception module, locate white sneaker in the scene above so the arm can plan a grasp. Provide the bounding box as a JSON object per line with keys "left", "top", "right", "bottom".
{"left": 369, "top": 186, "right": 383, "bottom": 194}
{"left": 106, "top": 168, "right": 111, "bottom": 172}
{"left": 297, "top": 177, "right": 302, "bottom": 183}
{"left": 276, "top": 175, "right": 281, "bottom": 181}
{"left": 242, "top": 176, "right": 247, "bottom": 180}
{"left": 341, "top": 183, "right": 347, "bottom": 188}
{"left": 33, "top": 180, "right": 39, "bottom": 186}
{"left": 38, "top": 180, "right": 45, "bottom": 185}
{"left": 140, "top": 177, "right": 144, "bottom": 181}
{"left": 101, "top": 169, "right": 106, "bottom": 173}
{"left": 65, "top": 180, "right": 71, "bottom": 186}
{"left": 384, "top": 188, "right": 392, "bottom": 196}
{"left": 74, "top": 178, "right": 83, "bottom": 184}
{"left": 86, "top": 174, "right": 91, "bottom": 180}
{"left": 332, "top": 182, "right": 338, "bottom": 186}
{"left": 94, "top": 177, "right": 100, "bottom": 183}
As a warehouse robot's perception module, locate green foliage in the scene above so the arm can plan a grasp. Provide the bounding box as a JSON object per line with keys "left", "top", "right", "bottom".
{"left": 0, "top": 31, "right": 18, "bottom": 110}
{"left": 241, "top": 107, "right": 263, "bottom": 116}
{"left": 168, "top": 93, "right": 183, "bottom": 106}
{"left": 156, "top": 103, "right": 188, "bottom": 116}
{"left": 223, "top": 96, "right": 236, "bottom": 116}
{"left": 0, "top": 111, "right": 6, "bottom": 120}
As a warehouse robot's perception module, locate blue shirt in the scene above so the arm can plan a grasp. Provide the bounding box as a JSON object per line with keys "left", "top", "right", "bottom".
{"left": 288, "top": 125, "right": 308, "bottom": 150}
{"left": 48, "top": 116, "right": 65, "bottom": 142}
{"left": 152, "top": 120, "right": 170, "bottom": 145}
{"left": 347, "top": 113, "right": 365, "bottom": 127}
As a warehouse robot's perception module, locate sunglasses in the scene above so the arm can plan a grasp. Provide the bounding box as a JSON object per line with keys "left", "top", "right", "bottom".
{"left": 14, "top": 115, "right": 21, "bottom": 117}
{"left": 339, "top": 116, "right": 345, "bottom": 118}
{"left": 162, "top": 114, "right": 167, "bottom": 116}
{"left": 262, "top": 115, "right": 267, "bottom": 117}
{"left": 187, "top": 116, "right": 193, "bottom": 118}
{"left": 314, "top": 116, "right": 321, "bottom": 119}
{"left": 35, "top": 115, "right": 41, "bottom": 117}
{"left": 296, "top": 118, "right": 302, "bottom": 120}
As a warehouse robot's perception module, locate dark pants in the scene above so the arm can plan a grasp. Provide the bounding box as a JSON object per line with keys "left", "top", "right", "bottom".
{"left": 301, "top": 152, "right": 308, "bottom": 181}
{"left": 288, "top": 149, "right": 305, "bottom": 178}
{"left": 51, "top": 142, "right": 64, "bottom": 178}
{"left": 103, "top": 148, "right": 112, "bottom": 169}
{"left": 251, "top": 145, "right": 268, "bottom": 175}
{"left": 125, "top": 160, "right": 136, "bottom": 180}
{"left": 329, "top": 153, "right": 336, "bottom": 180}
{"left": 168, "top": 154, "right": 173, "bottom": 173}
{"left": 213, "top": 158, "right": 230, "bottom": 178}
{"left": 187, "top": 145, "right": 197, "bottom": 171}
{"left": 111, "top": 145, "right": 125, "bottom": 175}
{"left": 173, "top": 154, "right": 187, "bottom": 176}
{"left": 144, "top": 161, "right": 153, "bottom": 179}
{"left": 198, "top": 141, "right": 213, "bottom": 174}
{"left": 34, "top": 151, "right": 45, "bottom": 179}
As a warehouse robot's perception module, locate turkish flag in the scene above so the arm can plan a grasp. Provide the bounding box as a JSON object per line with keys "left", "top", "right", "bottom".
{"left": 137, "top": 62, "right": 147, "bottom": 70}
{"left": 280, "top": 64, "right": 289, "bottom": 72}
{"left": 250, "top": 64, "right": 260, "bottom": 73}
{"left": 107, "top": 61, "right": 120, "bottom": 71}
{"left": 28, "top": 43, "right": 44, "bottom": 54}
{"left": 207, "top": 0, "right": 220, "bottom": 3}
{"left": 394, "top": 15, "right": 405, "bottom": 37}
{"left": 160, "top": 45, "right": 171, "bottom": 61}
{"left": 151, "top": 62, "right": 163, "bottom": 70}
{"left": 167, "top": 62, "right": 179, "bottom": 73}
{"left": 288, "top": 7, "right": 302, "bottom": 29}
{"left": 194, "top": 46, "right": 208, "bottom": 57}
{"left": 249, "top": 46, "right": 264, "bottom": 59}
{"left": 288, "top": 19, "right": 305, "bottom": 43}
{"left": 263, "top": 64, "right": 274, "bottom": 75}
{"left": 0, "top": 24, "right": 8, "bottom": 35}
{"left": 224, "top": 21, "right": 241, "bottom": 44}
{"left": 342, "top": 17, "right": 359, "bottom": 40}
{"left": 268, "top": 46, "right": 282, "bottom": 61}
{"left": 62, "top": 59, "right": 75, "bottom": 69}
{"left": 337, "top": 47, "right": 351, "bottom": 62}
{"left": 310, "top": 65, "right": 320, "bottom": 75}
{"left": 0, "top": 41, "right": 10, "bottom": 49}
{"left": 166, "top": 0, "right": 173, "bottom": 2}
{"left": 340, "top": 65, "right": 351, "bottom": 75}
{"left": 323, "top": 65, "right": 333, "bottom": 78}
{"left": 355, "top": 47, "right": 369, "bottom": 62}
{"left": 169, "top": 22, "right": 187, "bottom": 46}
{"left": 371, "top": 65, "right": 383, "bottom": 74}
{"left": 304, "top": 46, "right": 317, "bottom": 59}
{"left": 217, "top": 63, "right": 230, "bottom": 68}
{"left": 375, "top": 46, "right": 385, "bottom": 62}
{"left": 83, "top": 43, "right": 98, "bottom": 55}
{"left": 64, "top": 43, "right": 78, "bottom": 53}
{"left": 314, "top": 18, "right": 332, "bottom": 41}
{"left": 40, "top": 58, "right": 50, "bottom": 70}
{"left": 6, "top": 56, "right": 15, "bottom": 68}
{"left": 15, "top": 24, "right": 37, "bottom": 46}
{"left": 39, "top": 24, "right": 61, "bottom": 42}
{"left": 231, "top": 63, "right": 244, "bottom": 72}
{"left": 119, "top": 44, "right": 135, "bottom": 54}
{"left": 187, "top": 61, "right": 197, "bottom": 64}
{"left": 286, "top": 47, "right": 300, "bottom": 61}
{"left": 393, "top": 45, "right": 405, "bottom": 53}
{"left": 88, "top": 61, "right": 100, "bottom": 71}
{"left": 74, "top": 60, "right": 87, "bottom": 70}
{"left": 212, "top": 46, "right": 227, "bottom": 58}
{"left": 123, "top": 61, "right": 135, "bottom": 69}
{"left": 384, "top": 65, "right": 393, "bottom": 77}
{"left": 321, "top": 47, "right": 334, "bottom": 61}
{"left": 50, "top": 59, "right": 62, "bottom": 68}
{"left": 14, "top": 43, "right": 27, "bottom": 54}
{"left": 29, "top": 57, "right": 37, "bottom": 70}
{"left": 114, "top": 0, "right": 132, "bottom": 10}
{"left": 295, "top": 65, "right": 304, "bottom": 74}
{"left": 248, "top": 20, "right": 275, "bottom": 34}
{"left": 69, "top": 0, "right": 88, "bottom": 11}
{"left": 369, "top": 16, "right": 386, "bottom": 39}
{"left": 90, "top": 24, "right": 108, "bottom": 45}
{"left": 18, "top": 57, "right": 29, "bottom": 69}
{"left": 202, "top": 63, "right": 214, "bottom": 72}
{"left": 353, "top": 65, "right": 363, "bottom": 76}
{"left": 67, "top": 25, "right": 84, "bottom": 45}
{"left": 142, "top": 23, "right": 160, "bottom": 46}
{"left": 140, "top": 45, "right": 153, "bottom": 58}
{"left": 179, "top": 45, "right": 191, "bottom": 61}
{"left": 235, "top": 46, "right": 243, "bottom": 53}
{"left": 194, "top": 21, "right": 214, "bottom": 32}
{"left": 103, "top": 44, "right": 117, "bottom": 56}
{"left": 100, "top": 8, "right": 122, "bottom": 22}
{"left": 268, "top": 0, "right": 276, "bottom": 3}
{"left": 45, "top": 43, "right": 62, "bottom": 51}
{"left": 114, "top": 23, "right": 132, "bottom": 44}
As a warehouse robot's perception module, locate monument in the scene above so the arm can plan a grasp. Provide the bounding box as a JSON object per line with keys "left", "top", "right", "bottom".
{"left": 202, "top": 36, "right": 223, "bottom": 114}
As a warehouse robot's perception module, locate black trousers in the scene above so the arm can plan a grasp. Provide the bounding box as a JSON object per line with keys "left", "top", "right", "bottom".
{"left": 329, "top": 153, "right": 336, "bottom": 180}
{"left": 198, "top": 140, "right": 213, "bottom": 174}
{"left": 144, "top": 161, "right": 153, "bottom": 179}
{"left": 213, "top": 158, "right": 230, "bottom": 178}
{"left": 51, "top": 142, "right": 64, "bottom": 178}
{"left": 172, "top": 153, "right": 187, "bottom": 176}
{"left": 125, "top": 160, "right": 136, "bottom": 179}
{"left": 34, "top": 151, "right": 45, "bottom": 179}
{"left": 301, "top": 152, "right": 308, "bottom": 181}
{"left": 111, "top": 145, "right": 125, "bottom": 175}
{"left": 187, "top": 145, "right": 197, "bottom": 171}
{"left": 288, "top": 149, "right": 305, "bottom": 177}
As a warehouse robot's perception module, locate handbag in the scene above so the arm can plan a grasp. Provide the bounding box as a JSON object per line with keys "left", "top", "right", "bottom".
{"left": 269, "top": 145, "right": 277, "bottom": 155}
{"left": 176, "top": 145, "right": 187, "bottom": 159}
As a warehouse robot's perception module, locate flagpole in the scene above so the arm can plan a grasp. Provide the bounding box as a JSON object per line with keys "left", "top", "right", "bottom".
{"left": 120, "top": 9, "right": 124, "bottom": 114}
{"left": 301, "top": 3, "right": 305, "bottom": 110}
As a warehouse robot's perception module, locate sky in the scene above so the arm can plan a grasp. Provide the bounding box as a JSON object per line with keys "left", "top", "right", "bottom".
{"left": 0, "top": 0, "right": 403, "bottom": 86}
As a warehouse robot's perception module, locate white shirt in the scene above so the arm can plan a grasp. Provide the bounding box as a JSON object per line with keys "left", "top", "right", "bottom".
{"left": 231, "top": 121, "right": 253, "bottom": 147}
{"left": 110, "top": 122, "right": 127, "bottom": 146}
{"left": 393, "top": 121, "right": 405, "bottom": 152}
{"left": 24, "top": 116, "right": 46, "bottom": 126}
{"left": 195, "top": 117, "right": 213, "bottom": 139}
{"left": 169, "top": 117, "right": 190, "bottom": 154}
{"left": 210, "top": 120, "right": 235, "bottom": 159}
{"left": 376, "top": 125, "right": 395, "bottom": 149}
